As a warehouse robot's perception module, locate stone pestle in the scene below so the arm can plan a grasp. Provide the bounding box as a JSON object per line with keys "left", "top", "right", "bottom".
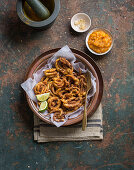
{"left": 26, "top": 0, "right": 50, "bottom": 20}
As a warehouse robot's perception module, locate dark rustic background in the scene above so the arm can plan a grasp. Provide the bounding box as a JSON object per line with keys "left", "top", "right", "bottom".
{"left": 0, "top": 0, "right": 134, "bottom": 169}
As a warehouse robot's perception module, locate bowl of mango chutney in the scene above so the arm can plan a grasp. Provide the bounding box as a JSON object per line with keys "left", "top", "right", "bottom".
{"left": 86, "top": 28, "right": 113, "bottom": 55}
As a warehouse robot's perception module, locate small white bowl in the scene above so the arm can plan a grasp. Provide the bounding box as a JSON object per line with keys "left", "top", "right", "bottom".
{"left": 71, "top": 13, "right": 91, "bottom": 33}
{"left": 86, "top": 28, "right": 114, "bottom": 55}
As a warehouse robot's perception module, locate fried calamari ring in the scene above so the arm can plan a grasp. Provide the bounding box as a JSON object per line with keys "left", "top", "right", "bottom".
{"left": 49, "top": 83, "right": 57, "bottom": 95}
{"left": 44, "top": 68, "right": 58, "bottom": 78}
{"left": 71, "top": 87, "right": 80, "bottom": 96}
{"left": 62, "top": 97, "right": 82, "bottom": 109}
{"left": 51, "top": 108, "right": 65, "bottom": 122}
{"left": 48, "top": 96, "right": 61, "bottom": 110}
{"left": 53, "top": 77, "right": 65, "bottom": 88}
{"left": 62, "top": 93, "right": 73, "bottom": 100}
{"left": 65, "top": 75, "right": 79, "bottom": 86}
{"left": 55, "top": 57, "right": 73, "bottom": 75}
{"left": 56, "top": 89, "right": 68, "bottom": 98}
{"left": 34, "top": 82, "right": 49, "bottom": 95}
{"left": 64, "top": 105, "right": 81, "bottom": 114}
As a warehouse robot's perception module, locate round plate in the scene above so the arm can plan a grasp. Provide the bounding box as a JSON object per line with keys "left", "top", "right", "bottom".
{"left": 25, "top": 48, "right": 103, "bottom": 126}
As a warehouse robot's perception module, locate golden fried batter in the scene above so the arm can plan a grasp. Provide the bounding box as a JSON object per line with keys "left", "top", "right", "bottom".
{"left": 34, "top": 82, "right": 49, "bottom": 95}
{"left": 52, "top": 108, "right": 65, "bottom": 122}
{"left": 53, "top": 77, "right": 65, "bottom": 88}
{"left": 65, "top": 74, "right": 79, "bottom": 86}
{"left": 55, "top": 57, "right": 73, "bottom": 75}
{"left": 48, "top": 96, "right": 61, "bottom": 110}
{"left": 44, "top": 68, "right": 58, "bottom": 78}
{"left": 62, "top": 97, "right": 82, "bottom": 109}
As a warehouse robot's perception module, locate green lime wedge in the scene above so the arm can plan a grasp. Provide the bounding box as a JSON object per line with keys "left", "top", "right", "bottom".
{"left": 36, "top": 93, "right": 50, "bottom": 102}
{"left": 39, "top": 101, "right": 48, "bottom": 112}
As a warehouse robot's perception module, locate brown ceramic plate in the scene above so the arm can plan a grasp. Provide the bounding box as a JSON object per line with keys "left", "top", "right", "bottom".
{"left": 25, "top": 48, "right": 103, "bottom": 126}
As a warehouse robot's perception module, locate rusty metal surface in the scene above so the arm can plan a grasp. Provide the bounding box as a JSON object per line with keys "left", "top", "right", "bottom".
{"left": 0, "top": 0, "right": 134, "bottom": 169}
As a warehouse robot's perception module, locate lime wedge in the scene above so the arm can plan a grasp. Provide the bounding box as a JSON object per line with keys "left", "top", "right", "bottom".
{"left": 39, "top": 101, "right": 48, "bottom": 112}
{"left": 36, "top": 93, "right": 50, "bottom": 102}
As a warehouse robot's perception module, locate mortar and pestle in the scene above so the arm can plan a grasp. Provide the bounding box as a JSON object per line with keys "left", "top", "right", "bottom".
{"left": 16, "top": 0, "right": 60, "bottom": 29}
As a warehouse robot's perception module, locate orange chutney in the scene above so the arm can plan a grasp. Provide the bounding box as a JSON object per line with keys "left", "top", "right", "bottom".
{"left": 88, "top": 30, "right": 112, "bottom": 53}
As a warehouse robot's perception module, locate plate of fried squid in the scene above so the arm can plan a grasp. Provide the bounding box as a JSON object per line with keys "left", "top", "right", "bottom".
{"left": 22, "top": 46, "right": 103, "bottom": 126}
